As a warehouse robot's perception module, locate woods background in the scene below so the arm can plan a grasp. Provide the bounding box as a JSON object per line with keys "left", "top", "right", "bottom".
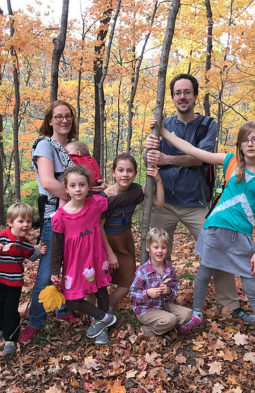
{"left": 0, "top": 0, "right": 254, "bottom": 224}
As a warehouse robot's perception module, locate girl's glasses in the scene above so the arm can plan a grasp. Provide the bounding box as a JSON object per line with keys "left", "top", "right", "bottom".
{"left": 241, "top": 137, "right": 255, "bottom": 145}
{"left": 52, "top": 114, "right": 73, "bottom": 122}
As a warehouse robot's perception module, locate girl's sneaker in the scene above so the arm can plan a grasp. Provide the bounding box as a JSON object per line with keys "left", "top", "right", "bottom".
{"left": 178, "top": 315, "right": 204, "bottom": 333}
{"left": 94, "top": 328, "right": 109, "bottom": 344}
{"left": 86, "top": 314, "right": 116, "bottom": 338}
{"left": 3, "top": 341, "right": 16, "bottom": 356}
{"left": 232, "top": 307, "right": 255, "bottom": 323}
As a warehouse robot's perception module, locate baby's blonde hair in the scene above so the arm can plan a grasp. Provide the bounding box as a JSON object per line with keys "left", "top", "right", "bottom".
{"left": 146, "top": 227, "right": 170, "bottom": 248}
{"left": 7, "top": 202, "right": 34, "bottom": 223}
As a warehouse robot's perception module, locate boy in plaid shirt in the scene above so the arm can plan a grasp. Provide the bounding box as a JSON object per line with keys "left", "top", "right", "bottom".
{"left": 130, "top": 227, "right": 191, "bottom": 336}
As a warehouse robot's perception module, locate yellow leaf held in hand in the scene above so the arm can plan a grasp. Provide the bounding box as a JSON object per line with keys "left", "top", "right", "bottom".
{"left": 39, "top": 285, "right": 66, "bottom": 312}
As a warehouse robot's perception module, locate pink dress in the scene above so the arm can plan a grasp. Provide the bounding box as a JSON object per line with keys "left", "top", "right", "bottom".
{"left": 51, "top": 195, "right": 111, "bottom": 300}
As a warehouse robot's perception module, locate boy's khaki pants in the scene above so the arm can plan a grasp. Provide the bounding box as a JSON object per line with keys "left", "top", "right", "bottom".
{"left": 137, "top": 303, "right": 192, "bottom": 336}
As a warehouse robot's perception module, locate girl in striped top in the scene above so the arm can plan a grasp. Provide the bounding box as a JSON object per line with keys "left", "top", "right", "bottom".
{"left": 101, "top": 152, "right": 164, "bottom": 309}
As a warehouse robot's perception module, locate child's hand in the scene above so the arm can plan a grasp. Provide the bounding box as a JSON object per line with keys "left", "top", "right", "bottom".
{"left": 159, "top": 283, "right": 170, "bottom": 295}
{"left": 251, "top": 253, "right": 255, "bottom": 276}
{"left": 150, "top": 117, "right": 157, "bottom": 130}
{"left": 51, "top": 275, "right": 61, "bottom": 287}
{"left": 108, "top": 252, "right": 119, "bottom": 270}
{"left": 0, "top": 242, "right": 4, "bottom": 251}
{"left": 146, "top": 164, "right": 160, "bottom": 181}
{"left": 92, "top": 179, "right": 106, "bottom": 194}
{"left": 147, "top": 287, "right": 162, "bottom": 298}
{"left": 150, "top": 116, "right": 164, "bottom": 131}
{"left": 145, "top": 133, "right": 160, "bottom": 151}
{"left": 39, "top": 242, "right": 48, "bottom": 255}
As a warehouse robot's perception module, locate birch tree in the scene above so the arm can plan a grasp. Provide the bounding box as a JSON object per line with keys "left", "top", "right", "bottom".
{"left": 140, "top": 0, "right": 180, "bottom": 263}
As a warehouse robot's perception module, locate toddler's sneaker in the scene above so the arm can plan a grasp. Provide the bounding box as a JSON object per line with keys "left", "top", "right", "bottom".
{"left": 86, "top": 314, "right": 116, "bottom": 338}
{"left": 232, "top": 307, "right": 255, "bottom": 323}
{"left": 19, "top": 327, "right": 39, "bottom": 344}
{"left": 56, "top": 313, "right": 79, "bottom": 323}
{"left": 94, "top": 328, "right": 109, "bottom": 345}
{"left": 3, "top": 341, "right": 16, "bottom": 356}
{"left": 178, "top": 315, "right": 204, "bottom": 334}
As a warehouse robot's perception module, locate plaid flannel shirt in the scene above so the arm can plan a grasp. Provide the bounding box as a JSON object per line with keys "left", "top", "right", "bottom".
{"left": 130, "top": 258, "right": 178, "bottom": 316}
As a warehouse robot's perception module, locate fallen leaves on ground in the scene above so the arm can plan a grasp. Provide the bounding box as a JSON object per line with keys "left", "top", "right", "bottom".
{"left": 1, "top": 229, "right": 255, "bottom": 392}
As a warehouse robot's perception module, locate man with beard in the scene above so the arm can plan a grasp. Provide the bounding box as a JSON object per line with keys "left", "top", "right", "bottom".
{"left": 145, "top": 73, "right": 244, "bottom": 318}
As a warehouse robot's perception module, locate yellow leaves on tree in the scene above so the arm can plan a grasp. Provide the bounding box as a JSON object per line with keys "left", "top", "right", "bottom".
{"left": 39, "top": 285, "right": 66, "bottom": 312}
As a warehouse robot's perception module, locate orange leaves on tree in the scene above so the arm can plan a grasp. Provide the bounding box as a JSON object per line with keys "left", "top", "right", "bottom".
{"left": 20, "top": 171, "right": 33, "bottom": 181}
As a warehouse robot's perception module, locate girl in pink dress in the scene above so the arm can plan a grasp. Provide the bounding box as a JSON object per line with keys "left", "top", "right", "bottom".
{"left": 50, "top": 165, "right": 116, "bottom": 342}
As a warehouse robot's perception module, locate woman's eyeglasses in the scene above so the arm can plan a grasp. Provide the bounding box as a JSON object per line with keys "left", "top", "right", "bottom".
{"left": 52, "top": 114, "right": 73, "bottom": 122}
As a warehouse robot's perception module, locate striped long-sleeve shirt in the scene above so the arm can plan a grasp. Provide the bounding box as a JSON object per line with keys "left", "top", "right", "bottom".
{"left": 0, "top": 227, "right": 35, "bottom": 287}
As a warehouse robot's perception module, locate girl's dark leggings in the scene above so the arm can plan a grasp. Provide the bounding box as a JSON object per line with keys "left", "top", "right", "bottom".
{"left": 65, "top": 286, "right": 109, "bottom": 320}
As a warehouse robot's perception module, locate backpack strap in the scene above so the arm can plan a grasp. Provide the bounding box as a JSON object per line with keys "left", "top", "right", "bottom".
{"left": 224, "top": 155, "right": 238, "bottom": 186}
{"left": 32, "top": 136, "right": 74, "bottom": 206}
{"left": 205, "top": 155, "right": 238, "bottom": 218}
{"left": 194, "top": 116, "right": 215, "bottom": 203}
{"left": 194, "top": 116, "right": 214, "bottom": 146}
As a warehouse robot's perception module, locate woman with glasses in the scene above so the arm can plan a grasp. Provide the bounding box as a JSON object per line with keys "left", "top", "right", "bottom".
{"left": 20, "top": 101, "right": 80, "bottom": 343}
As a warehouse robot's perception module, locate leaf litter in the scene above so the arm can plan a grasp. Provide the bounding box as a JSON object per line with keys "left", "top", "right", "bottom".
{"left": 1, "top": 229, "right": 255, "bottom": 392}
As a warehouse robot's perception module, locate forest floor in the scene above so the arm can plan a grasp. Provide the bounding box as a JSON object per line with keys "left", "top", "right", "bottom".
{"left": 1, "top": 229, "right": 255, "bottom": 393}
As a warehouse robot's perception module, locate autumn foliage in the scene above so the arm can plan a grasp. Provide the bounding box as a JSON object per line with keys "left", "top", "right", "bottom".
{"left": 1, "top": 2, "right": 255, "bottom": 389}
{"left": 1, "top": 0, "right": 255, "bottom": 211}
{"left": 1, "top": 229, "right": 255, "bottom": 392}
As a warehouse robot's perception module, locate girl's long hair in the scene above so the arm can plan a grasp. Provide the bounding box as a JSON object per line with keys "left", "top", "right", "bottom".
{"left": 236, "top": 121, "right": 255, "bottom": 183}
{"left": 39, "top": 100, "right": 77, "bottom": 143}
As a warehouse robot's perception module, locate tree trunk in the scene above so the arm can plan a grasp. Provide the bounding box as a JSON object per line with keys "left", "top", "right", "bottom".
{"left": 0, "top": 10, "right": 5, "bottom": 223}
{"left": 0, "top": 109, "right": 5, "bottom": 224}
{"left": 76, "top": 12, "right": 86, "bottom": 137}
{"left": 203, "top": 0, "right": 213, "bottom": 116}
{"left": 98, "top": 0, "right": 121, "bottom": 175}
{"left": 93, "top": 2, "right": 113, "bottom": 165}
{"left": 7, "top": 0, "right": 21, "bottom": 201}
{"left": 50, "top": 0, "right": 69, "bottom": 102}
{"left": 140, "top": 0, "right": 181, "bottom": 264}
{"left": 216, "top": 0, "right": 233, "bottom": 148}
{"left": 116, "top": 78, "right": 122, "bottom": 156}
{"left": 126, "top": 1, "right": 158, "bottom": 152}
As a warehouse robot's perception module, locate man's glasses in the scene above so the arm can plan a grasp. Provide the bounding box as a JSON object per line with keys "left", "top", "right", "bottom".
{"left": 241, "top": 137, "right": 255, "bottom": 145}
{"left": 52, "top": 114, "right": 73, "bottom": 122}
{"left": 173, "top": 90, "right": 193, "bottom": 97}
